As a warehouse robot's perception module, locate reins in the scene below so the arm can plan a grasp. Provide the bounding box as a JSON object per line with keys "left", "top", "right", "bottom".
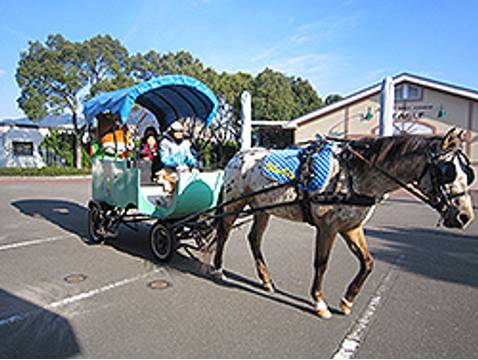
{"left": 344, "top": 141, "right": 472, "bottom": 217}
{"left": 345, "top": 146, "right": 439, "bottom": 210}
{"left": 175, "top": 135, "right": 471, "bottom": 235}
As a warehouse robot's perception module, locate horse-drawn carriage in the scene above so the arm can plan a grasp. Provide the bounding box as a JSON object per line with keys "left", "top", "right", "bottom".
{"left": 84, "top": 74, "right": 475, "bottom": 318}
{"left": 84, "top": 75, "right": 223, "bottom": 261}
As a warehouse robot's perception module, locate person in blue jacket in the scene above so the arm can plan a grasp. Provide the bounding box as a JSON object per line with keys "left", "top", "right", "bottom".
{"left": 159, "top": 121, "right": 197, "bottom": 170}
{"left": 155, "top": 121, "right": 197, "bottom": 194}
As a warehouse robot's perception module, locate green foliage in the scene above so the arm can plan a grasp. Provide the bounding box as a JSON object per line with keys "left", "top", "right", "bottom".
{"left": 0, "top": 167, "right": 91, "bottom": 177}
{"left": 252, "top": 68, "right": 322, "bottom": 120}
{"left": 198, "top": 141, "right": 240, "bottom": 169}
{"left": 325, "top": 93, "right": 343, "bottom": 106}
{"left": 82, "top": 35, "right": 136, "bottom": 96}
{"left": 16, "top": 34, "right": 142, "bottom": 168}
{"left": 16, "top": 33, "right": 327, "bottom": 164}
{"left": 130, "top": 50, "right": 206, "bottom": 81}
{"left": 252, "top": 68, "right": 297, "bottom": 120}
{"left": 17, "top": 33, "right": 325, "bottom": 127}
{"left": 40, "top": 129, "right": 74, "bottom": 165}
{"left": 290, "top": 76, "right": 323, "bottom": 113}
{"left": 39, "top": 130, "right": 91, "bottom": 168}
{"left": 16, "top": 34, "right": 84, "bottom": 120}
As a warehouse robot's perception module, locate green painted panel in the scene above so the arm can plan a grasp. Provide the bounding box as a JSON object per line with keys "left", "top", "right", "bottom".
{"left": 92, "top": 159, "right": 138, "bottom": 208}
{"left": 140, "top": 170, "right": 223, "bottom": 219}
{"left": 92, "top": 159, "right": 223, "bottom": 220}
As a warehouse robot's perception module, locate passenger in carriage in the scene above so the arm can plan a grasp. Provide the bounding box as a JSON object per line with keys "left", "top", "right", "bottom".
{"left": 140, "top": 126, "right": 159, "bottom": 161}
{"left": 140, "top": 126, "right": 162, "bottom": 181}
{"left": 156, "top": 121, "right": 197, "bottom": 194}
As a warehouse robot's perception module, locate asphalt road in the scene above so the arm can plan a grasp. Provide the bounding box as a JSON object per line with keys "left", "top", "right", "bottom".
{"left": 0, "top": 177, "right": 477, "bottom": 358}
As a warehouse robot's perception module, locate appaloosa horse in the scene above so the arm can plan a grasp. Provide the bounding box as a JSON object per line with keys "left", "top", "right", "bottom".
{"left": 210, "top": 129, "right": 475, "bottom": 318}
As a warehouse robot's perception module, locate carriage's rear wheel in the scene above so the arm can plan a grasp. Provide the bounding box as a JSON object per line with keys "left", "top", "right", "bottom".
{"left": 87, "top": 201, "right": 105, "bottom": 244}
{"left": 150, "top": 222, "right": 176, "bottom": 262}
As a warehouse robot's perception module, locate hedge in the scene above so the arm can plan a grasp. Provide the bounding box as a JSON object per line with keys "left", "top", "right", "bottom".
{"left": 0, "top": 166, "right": 91, "bottom": 177}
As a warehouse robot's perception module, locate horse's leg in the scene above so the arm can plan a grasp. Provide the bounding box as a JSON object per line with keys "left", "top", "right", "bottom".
{"left": 247, "top": 213, "right": 274, "bottom": 292}
{"left": 211, "top": 203, "right": 244, "bottom": 279}
{"left": 311, "top": 227, "right": 337, "bottom": 319}
{"left": 339, "top": 225, "right": 374, "bottom": 315}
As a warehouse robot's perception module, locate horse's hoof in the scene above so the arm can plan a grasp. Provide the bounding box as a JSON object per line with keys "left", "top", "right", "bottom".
{"left": 315, "top": 300, "right": 332, "bottom": 319}
{"left": 339, "top": 298, "right": 353, "bottom": 316}
{"left": 264, "top": 282, "right": 275, "bottom": 293}
{"left": 316, "top": 308, "right": 333, "bottom": 319}
{"left": 210, "top": 268, "right": 225, "bottom": 281}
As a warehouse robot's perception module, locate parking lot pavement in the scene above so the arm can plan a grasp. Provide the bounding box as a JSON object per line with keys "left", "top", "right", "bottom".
{"left": 0, "top": 178, "right": 477, "bottom": 358}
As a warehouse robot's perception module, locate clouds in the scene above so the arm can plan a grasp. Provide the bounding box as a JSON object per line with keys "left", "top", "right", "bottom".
{"left": 1, "top": 24, "right": 29, "bottom": 42}
{"left": 0, "top": 69, "right": 5, "bottom": 77}
{"left": 247, "top": 15, "right": 360, "bottom": 93}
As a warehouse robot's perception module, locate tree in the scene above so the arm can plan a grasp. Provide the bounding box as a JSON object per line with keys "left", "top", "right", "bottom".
{"left": 81, "top": 34, "right": 135, "bottom": 96}
{"left": 290, "top": 76, "right": 323, "bottom": 114}
{"left": 324, "top": 93, "right": 342, "bottom": 106}
{"left": 252, "top": 68, "right": 298, "bottom": 120}
{"left": 16, "top": 34, "right": 85, "bottom": 168}
{"left": 213, "top": 71, "right": 254, "bottom": 128}
{"left": 130, "top": 50, "right": 206, "bottom": 81}
{"left": 17, "top": 33, "right": 326, "bottom": 163}
{"left": 16, "top": 34, "right": 133, "bottom": 168}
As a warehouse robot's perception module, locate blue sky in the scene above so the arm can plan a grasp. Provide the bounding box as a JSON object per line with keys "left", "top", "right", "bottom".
{"left": 1, "top": 0, "right": 477, "bottom": 119}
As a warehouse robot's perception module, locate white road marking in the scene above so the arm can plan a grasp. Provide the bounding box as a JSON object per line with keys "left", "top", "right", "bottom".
{"left": 331, "top": 254, "right": 405, "bottom": 359}
{"left": 0, "top": 234, "right": 73, "bottom": 252}
{"left": 0, "top": 268, "right": 164, "bottom": 327}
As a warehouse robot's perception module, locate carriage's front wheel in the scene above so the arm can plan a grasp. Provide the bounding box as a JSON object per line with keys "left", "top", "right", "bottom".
{"left": 150, "top": 222, "right": 176, "bottom": 262}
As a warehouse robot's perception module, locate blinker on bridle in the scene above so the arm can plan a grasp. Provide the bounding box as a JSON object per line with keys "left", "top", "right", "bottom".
{"left": 415, "top": 147, "right": 475, "bottom": 217}
{"left": 428, "top": 148, "right": 475, "bottom": 187}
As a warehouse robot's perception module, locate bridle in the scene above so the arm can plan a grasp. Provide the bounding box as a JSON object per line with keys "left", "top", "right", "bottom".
{"left": 415, "top": 147, "right": 475, "bottom": 214}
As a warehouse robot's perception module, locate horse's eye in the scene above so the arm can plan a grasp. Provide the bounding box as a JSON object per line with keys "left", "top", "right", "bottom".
{"left": 437, "top": 162, "right": 457, "bottom": 184}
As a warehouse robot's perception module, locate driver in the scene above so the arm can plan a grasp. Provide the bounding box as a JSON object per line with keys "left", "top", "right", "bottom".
{"left": 156, "top": 121, "right": 197, "bottom": 193}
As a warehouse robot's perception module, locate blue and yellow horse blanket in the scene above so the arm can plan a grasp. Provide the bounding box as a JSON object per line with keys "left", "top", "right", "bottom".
{"left": 261, "top": 144, "right": 333, "bottom": 191}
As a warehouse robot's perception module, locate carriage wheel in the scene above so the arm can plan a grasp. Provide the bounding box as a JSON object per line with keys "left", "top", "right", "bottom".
{"left": 150, "top": 222, "right": 176, "bottom": 262}
{"left": 87, "top": 201, "right": 105, "bottom": 244}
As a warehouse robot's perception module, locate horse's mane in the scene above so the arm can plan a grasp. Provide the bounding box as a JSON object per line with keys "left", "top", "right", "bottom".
{"left": 350, "top": 133, "right": 442, "bottom": 167}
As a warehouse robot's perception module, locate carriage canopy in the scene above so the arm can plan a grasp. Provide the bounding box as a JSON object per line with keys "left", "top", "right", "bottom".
{"left": 83, "top": 75, "right": 219, "bottom": 130}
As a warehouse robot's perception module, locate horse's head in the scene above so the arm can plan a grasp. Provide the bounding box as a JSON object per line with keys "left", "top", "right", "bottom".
{"left": 417, "top": 128, "right": 475, "bottom": 229}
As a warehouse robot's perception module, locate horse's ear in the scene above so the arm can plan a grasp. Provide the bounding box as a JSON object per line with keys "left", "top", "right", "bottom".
{"left": 441, "top": 127, "right": 463, "bottom": 150}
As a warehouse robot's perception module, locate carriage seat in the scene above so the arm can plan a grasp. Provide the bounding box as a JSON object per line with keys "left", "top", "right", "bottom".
{"left": 261, "top": 144, "right": 333, "bottom": 191}
{"left": 140, "top": 185, "right": 174, "bottom": 208}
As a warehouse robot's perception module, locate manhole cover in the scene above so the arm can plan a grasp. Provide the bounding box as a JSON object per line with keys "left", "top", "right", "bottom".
{"left": 147, "top": 279, "right": 171, "bottom": 290}
{"left": 64, "top": 274, "right": 87, "bottom": 284}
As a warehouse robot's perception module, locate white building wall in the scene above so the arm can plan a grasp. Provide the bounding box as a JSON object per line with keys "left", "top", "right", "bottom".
{"left": 0, "top": 125, "right": 49, "bottom": 168}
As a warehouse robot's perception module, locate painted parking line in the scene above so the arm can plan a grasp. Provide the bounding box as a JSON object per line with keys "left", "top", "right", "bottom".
{"left": 0, "top": 268, "right": 165, "bottom": 327}
{"left": 331, "top": 254, "right": 405, "bottom": 359}
{"left": 0, "top": 234, "right": 75, "bottom": 252}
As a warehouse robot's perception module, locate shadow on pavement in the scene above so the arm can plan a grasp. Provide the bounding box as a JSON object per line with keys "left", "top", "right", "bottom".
{"left": 108, "top": 225, "right": 317, "bottom": 317}
{"left": 12, "top": 199, "right": 88, "bottom": 239}
{"left": 366, "top": 226, "right": 478, "bottom": 288}
{"left": 0, "top": 289, "right": 81, "bottom": 357}
{"left": 11, "top": 199, "right": 316, "bottom": 317}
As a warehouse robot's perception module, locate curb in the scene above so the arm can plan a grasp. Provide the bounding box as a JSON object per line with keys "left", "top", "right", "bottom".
{"left": 0, "top": 175, "right": 92, "bottom": 180}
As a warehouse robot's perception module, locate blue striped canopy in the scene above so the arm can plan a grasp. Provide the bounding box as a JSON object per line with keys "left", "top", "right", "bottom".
{"left": 83, "top": 75, "right": 218, "bottom": 130}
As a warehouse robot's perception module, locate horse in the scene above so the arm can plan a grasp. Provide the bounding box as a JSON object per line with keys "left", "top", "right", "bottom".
{"left": 209, "top": 128, "right": 475, "bottom": 319}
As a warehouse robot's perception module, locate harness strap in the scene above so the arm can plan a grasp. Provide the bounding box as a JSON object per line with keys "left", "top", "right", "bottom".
{"left": 296, "top": 141, "right": 328, "bottom": 226}
{"left": 299, "top": 190, "right": 315, "bottom": 225}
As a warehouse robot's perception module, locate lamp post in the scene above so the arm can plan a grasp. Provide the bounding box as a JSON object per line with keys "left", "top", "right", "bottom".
{"left": 240, "top": 91, "right": 252, "bottom": 150}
